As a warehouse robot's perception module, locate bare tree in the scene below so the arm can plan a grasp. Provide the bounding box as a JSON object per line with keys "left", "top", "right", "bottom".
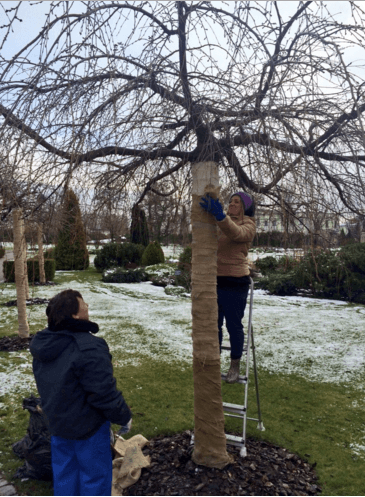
{"left": 12, "top": 208, "right": 29, "bottom": 337}
{"left": 1, "top": 0, "right": 365, "bottom": 466}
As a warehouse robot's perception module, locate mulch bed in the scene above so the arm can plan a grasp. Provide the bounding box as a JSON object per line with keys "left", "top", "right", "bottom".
{"left": 0, "top": 334, "right": 36, "bottom": 352}
{"left": 124, "top": 431, "right": 321, "bottom": 496}
{"left": 3, "top": 297, "right": 51, "bottom": 307}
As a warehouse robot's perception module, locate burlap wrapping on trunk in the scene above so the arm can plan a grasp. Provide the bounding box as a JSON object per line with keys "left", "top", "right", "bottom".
{"left": 190, "top": 181, "right": 232, "bottom": 469}
{"left": 112, "top": 434, "right": 150, "bottom": 496}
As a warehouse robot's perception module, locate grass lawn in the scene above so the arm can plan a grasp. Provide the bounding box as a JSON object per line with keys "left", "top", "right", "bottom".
{"left": 0, "top": 257, "right": 364, "bottom": 496}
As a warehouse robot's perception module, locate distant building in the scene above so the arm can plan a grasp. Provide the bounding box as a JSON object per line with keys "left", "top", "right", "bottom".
{"left": 255, "top": 207, "right": 340, "bottom": 234}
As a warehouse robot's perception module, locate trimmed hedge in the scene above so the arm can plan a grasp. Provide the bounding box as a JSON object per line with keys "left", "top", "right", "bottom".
{"left": 4, "top": 259, "right": 56, "bottom": 283}
{"left": 94, "top": 242, "right": 145, "bottom": 272}
{"left": 102, "top": 267, "right": 148, "bottom": 283}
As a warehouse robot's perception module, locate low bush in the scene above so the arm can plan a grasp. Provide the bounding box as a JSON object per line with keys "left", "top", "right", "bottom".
{"left": 164, "top": 285, "right": 189, "bottom": 297}
{"left": 257, "top": 272, "right": 298, "bottom": 296}
{"left": 277, "top": 255, "right": 298, "bottom": 272}
{"left": 257, "top": 243, "right": 365, "bottom": 303}
{"left": 143, "top": 263, "right": 177, "bottom": 287}
{"left": 94, "top": 242, "right": 145, "bottom": 272}
{"left": 4, "top": 259, "right": 56, "bottom": 283}
{"left": 254, "top": 256, "right": 279, "bottom": 275}
{"left": 102, "top": 267, "right": 148, "bottom": 283}
{"left": 141, "top": 241, "right": 165, "bottom": 267}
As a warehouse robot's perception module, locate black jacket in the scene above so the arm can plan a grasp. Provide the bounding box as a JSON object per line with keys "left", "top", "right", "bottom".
{"left": 29, "top": 318, "right": 131, "bottom": 440}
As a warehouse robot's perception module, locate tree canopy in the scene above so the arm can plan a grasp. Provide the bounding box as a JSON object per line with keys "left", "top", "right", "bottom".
{"left": 0, "top": 1, "right": 365, "bottom": 219}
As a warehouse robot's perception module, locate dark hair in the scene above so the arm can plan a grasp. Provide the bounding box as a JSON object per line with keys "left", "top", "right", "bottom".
{"left": 46, "top": 289, "right": 82, "bottom": 328}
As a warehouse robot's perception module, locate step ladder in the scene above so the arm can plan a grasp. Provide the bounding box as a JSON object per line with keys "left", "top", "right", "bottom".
{"left": 222, "top": 277, "right": 265, "bottom": 457}
{"left": 190, "top": 278, "right": 264, "bottom": 458}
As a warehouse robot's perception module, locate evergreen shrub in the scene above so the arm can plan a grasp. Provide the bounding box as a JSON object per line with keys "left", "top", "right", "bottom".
{"left": 255, "top": 256, "right": 279, "bottom": 275}
{"left": 130, "top": 205, "right": 150, "bottom": 246}
{"left": 164, "top": 285, "right": 189, "bottom": 297}
{"left": 54, "top": 189, "right": 89, "bottom": 270}
{"left": 4, "top": 259, "right": 56, "bottom": 283}
{"left": 258, "top": 272, "right": 297, "bottom": 296}
{"left": 144, "top": 263, "right": 176, "bottom": 287}
{"left": 102, "top": 267, "right": 148, "bottom": 283}
{"left": 94, "top": 242, "right": 145, "bottom": 272}
{"left": 141, "top": 241, "right": 165, "bottom": 266}
{"left": 256, "top": 243, "right": 365, "bottom": 303}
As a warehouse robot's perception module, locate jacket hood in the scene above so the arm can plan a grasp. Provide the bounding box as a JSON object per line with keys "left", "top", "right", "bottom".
{"left": 30, "top": 329, "right": 74, "bottom": 362}
{"left": 30, "top": 318, "right": 99, "bottom": 363}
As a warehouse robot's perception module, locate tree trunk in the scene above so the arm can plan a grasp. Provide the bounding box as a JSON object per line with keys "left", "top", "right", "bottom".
{"left": 37, "top": 223, "right": 46, "bottom": 284}
{"left": 22, "top": 224, "right": 30, "bottom": 299}
{"left": 191, "top": 162, "right": 232, "bottom": 469}
{"left": 13, "top": 208, "right": 30, "bottom": 338}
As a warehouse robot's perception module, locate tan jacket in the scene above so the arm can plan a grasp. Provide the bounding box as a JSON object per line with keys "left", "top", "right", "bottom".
{"left": 217, "top": 214, "right": 256, "bottom": 277}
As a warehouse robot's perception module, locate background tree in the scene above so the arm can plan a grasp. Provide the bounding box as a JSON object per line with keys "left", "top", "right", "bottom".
{"left": 12, "top": 208, "right": 29, "bottom": 338}
{"left": 1, "top": 0, "right": 365, "bottom": 466}
{"left": 130, "top": 205, "right": 150, "bottom": 247}
{"left": 37, "top": 223, "right": 46, "bottom": 284}
{"left": 55, "top": 189, "right": 89, "bottom": 270}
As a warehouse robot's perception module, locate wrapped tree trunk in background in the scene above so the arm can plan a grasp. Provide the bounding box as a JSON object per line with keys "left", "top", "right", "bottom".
{"left": 13, "top": 208, "right": 29, "bottom": 338}
{"left": 37, "top": 223, "right": 46, "bottom": 284}
{"left": 191, "top": 162, "right": 231, "bottom": 469}
{"left": 22, "top": 223, "right": 29, "bottom": 299}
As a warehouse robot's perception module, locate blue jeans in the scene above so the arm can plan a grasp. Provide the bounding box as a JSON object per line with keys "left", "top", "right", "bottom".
{"left": 218, "top": 285, "right": 249, "bottom": 360}
{"left": 51, "top": 421, "right": 112, "bottom": 496}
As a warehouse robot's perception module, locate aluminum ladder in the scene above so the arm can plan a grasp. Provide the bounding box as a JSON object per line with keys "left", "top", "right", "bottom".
{"left": 221, "top": 277, "right": 265, "bottom": 457}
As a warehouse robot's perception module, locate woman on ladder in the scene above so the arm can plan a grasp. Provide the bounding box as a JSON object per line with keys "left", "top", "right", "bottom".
{"left": 200, "top": 191, "right": 256, "bottom": 383}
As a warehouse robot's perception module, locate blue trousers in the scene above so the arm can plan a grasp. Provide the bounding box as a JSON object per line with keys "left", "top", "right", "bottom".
{"left": 51, "top": 421, "right": 112, "bottom": 496}
{"left": 218, "top": 285, "right": 249, "bottom": 360}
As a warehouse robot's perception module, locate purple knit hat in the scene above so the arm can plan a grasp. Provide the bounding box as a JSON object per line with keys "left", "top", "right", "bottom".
{"left": 229, "top": 192, "right": 255, "bottom": 217}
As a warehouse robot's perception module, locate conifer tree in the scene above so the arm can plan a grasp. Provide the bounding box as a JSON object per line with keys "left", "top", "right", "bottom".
{"left": 55, "top": 189, "right": 89, "bottom": 270}
{"left": 130, "top": 204, "right": 149, "bottom": 247}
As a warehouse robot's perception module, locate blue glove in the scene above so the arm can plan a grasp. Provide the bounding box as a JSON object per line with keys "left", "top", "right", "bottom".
{"left": 199, "top": 194, "right": 226, "bottom": 221}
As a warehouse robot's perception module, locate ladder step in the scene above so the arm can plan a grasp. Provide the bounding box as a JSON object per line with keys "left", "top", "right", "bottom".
{"left": 225, "top": 434, "right": 245, "bottom": 447}
{"left": 221, "top": 373, "right": 247, "bottom": 384}
{"left": 191, "top": 433, "right": 245, "bottom": 448}
{"left": 222, "top": 402, "right": 246, "bottom": 415}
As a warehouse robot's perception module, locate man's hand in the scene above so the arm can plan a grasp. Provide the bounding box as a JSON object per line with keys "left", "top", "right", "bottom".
{"left": 199, "top": 194, "right": 226, "bottom": 221}
{"left": 117, "top": 418, "right": 132, "bottom": 436}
